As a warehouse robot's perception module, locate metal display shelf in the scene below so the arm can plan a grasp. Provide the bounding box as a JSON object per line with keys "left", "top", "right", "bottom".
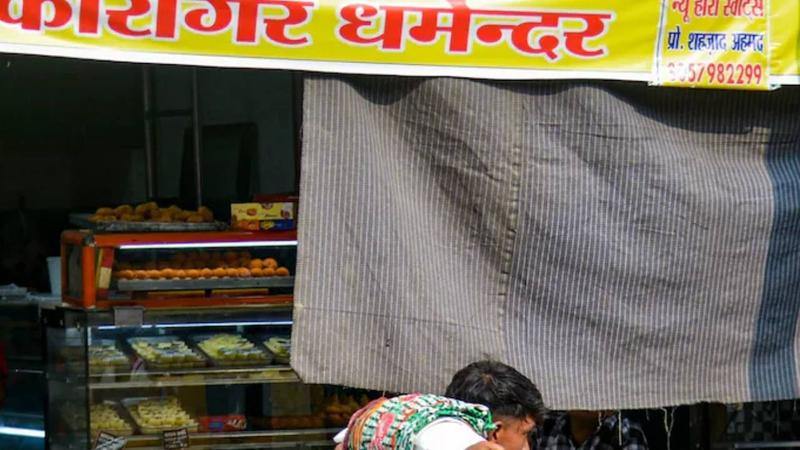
{"left": 115, "top": 276, "right": 295, "bottom": 291}
{"left": 69, "top": 213, "right": 228, "bottom": 232}
{"left": 124, "top": 430, "right": 338, "bottom": 450}
{"left": 86, "top": 366, "right": 300, "bottom": 389}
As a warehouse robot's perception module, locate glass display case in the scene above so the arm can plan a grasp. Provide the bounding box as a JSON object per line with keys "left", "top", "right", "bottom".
{"left": 59, "top": 230, "right": 297, "bottom": 309}
{"left": 43, "top": 305, "right": 371, "bottom": 450}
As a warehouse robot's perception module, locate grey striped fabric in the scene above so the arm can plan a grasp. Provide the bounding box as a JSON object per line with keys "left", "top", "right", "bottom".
{"left": 292, "top": 76, "right": 800, "bottom": 409}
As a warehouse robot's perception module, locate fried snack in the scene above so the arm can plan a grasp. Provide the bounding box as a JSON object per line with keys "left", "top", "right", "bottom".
{"left": 89, "top": 214, "right": 115, "bottom": 223}
{"left": 134, "top": 202, "right": 158, "bottom": 216}
{"left": 200, "top": 268, "right": 213, "bottom": 278}
{"left": 251, "top": 268, "right": 264, "bottom": 277}
{"left": 275, "top": 267, "right": 290, "bottom": 277}
{"left": 225, "top": 268, "right": 239, "bottom": 278}
{"left": 263, "top": 258, "right": 278, "bottom": 269}
{"left": 250, "top": 259, "right": 263, "bottom": 270}
{"left": 212, "top": 268, "right": 226, "bottom": 278}
{"left": 186, "top": 213, "right": 205, "bottom": 223}
{"left": 238, "top": 268, "right": 251, "bottom": 278}
{"left": 186, "top": 269, "right": 201, "bottom": 278}
{"left": 198, "top": 206, "right": 214, "bottom": 222}
{"left": 96, "top": 207, "right": 115, "bottom": 216}
{"left": 114, "top": 205, "right": 134, "bottom": 216}
{"left": 263, "top": 268, "right": 276, "bottom": 277}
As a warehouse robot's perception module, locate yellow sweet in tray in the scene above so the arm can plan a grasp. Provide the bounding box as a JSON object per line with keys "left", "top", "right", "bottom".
{"left": 128, "top": 398, "right": 198, "bottom": 432}
{"left": 130, "top": 339, "right": 205, "bottom": 367}
{"left": 89, "top": 344, "right": 128, "bottom": 370}
{"left": 198, "top": 334, "right": 268, "bottom": 363}
{"left": 90, "top": 404, "right": 133, "bottom": 436}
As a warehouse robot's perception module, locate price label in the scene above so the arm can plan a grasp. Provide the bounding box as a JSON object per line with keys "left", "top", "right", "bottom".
{"left": 162, "top": 428, "right": 190, "bottom": 450}
{"left": 94, "top": 432, "right": 127, "bottom": 450}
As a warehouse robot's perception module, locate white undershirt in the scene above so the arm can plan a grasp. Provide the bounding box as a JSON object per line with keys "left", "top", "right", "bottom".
{"left": 333, "top": 418, "right": 486, "bottom": 450}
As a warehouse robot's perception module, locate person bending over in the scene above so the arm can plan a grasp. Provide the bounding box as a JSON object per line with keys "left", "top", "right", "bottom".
{"left": 334, "top": 360, "right": 546, "bottom": 450}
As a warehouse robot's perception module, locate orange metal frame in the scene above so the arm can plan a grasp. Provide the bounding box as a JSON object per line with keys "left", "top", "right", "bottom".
{"left": 60, "top": 230, "right": 297, "bottom": 310}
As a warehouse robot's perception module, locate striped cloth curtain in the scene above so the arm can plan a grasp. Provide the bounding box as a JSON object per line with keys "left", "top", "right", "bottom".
{"left": 291, "top": 76, "right": 800, "bottom": 409}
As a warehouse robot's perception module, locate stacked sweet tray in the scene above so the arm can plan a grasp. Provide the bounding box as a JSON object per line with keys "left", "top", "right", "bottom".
{"left": 128, "top": 336, "right": 207, "bottom": 370}
{"left": 90, "top": 402, "right": 135, "bottom": 437}
{"left": 263, "top": 336, "right": 291, "bottom": 365}
{"left": 123, "top": 397, "right": 199, "bottom": 434}
{"left": 193, "top": 334, "right": 273, "bottom": 367}
{"left": 89, "top": 340, "right": 130, "bottom": 373}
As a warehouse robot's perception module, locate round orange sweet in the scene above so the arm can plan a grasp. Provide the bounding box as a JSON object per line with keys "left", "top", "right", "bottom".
{"left": 238, "top": 268, "right": 251, "bottom": 278}
{"left": 131, "top": 270, "right": 147, "bottom": 280}
{"left": 226, "top": 268, "right": 239, "bottom": 278}
{"left": 275, "top": 267, "right": 290, "bottom": 277}
{"left": 250, "top": 268, "right": 263, "bottom": 277}
{"left": 146, "top": 270, "right": 162, "bottom": 279}
{"left": 200, "top": 268, "right": 213, "bottom": 278}
{"left": 212, "top": 268, "right": 226, "bottom": 278}
{"left": 118, "top": 270, "right": 134, "bottom": 280}
{"left": 263, "top": 258, "right": 278, "bottom": 269}
{"left": 186, "top": 269, "right": 201, "bottom": 278}
{"left": 175, "top": 270, "right": 187, "bottom": 279}
{"left": 263, "top": 268, "right": 276, "bottom": 277}
{"left": 250, "top": 259, "right": 264, "bottom": 270}
{"left": 161, "top": 269, "right": 176, "bottom": 279}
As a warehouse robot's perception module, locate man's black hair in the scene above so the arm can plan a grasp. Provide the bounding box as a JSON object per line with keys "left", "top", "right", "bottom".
{"left": 445, "top": 360, "right": 547, "bottom": 423}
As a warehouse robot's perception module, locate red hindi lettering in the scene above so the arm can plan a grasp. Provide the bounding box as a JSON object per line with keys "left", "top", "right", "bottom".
{"left": 107, "top": 0, "right": 152, "bottom": 37}
{"left": 476, "top": 12, "right": 562, "bottom": 61}
{"left": 19, "top": 0, "right": 73, "bottom": 30}
{"left": 337, "top": 2, "right": 406, "bottom": 50}
{"left": 672, "top": 0, "right": 690, "bottom": 22}
{"left": 723, "top": 0, "right": 763, "bottom": 17}
{"left": 263, "top": 0, "right": 314, "bottom": 45}
{"left": 78, "top": 0, "right": 101, "bottom": 33}
{"left": 0, "top": 0, "right": 22, "bottom": 24}
{"left": 234, "top": 0, "right": 314, "bottom": 45}
{"left": 155, "top": 0, "right": 179, "bottom": 38}
{"left": 694, "top": 0, "right": 719, "bottom": 16}
{"left": 184, "top": 0, "right": 233, "bottom": 33}
{"left": 408, "top": 0, "right": 472, "bottom": 53}
{"left": 563, "top": 13, "right": 612, "bottom": 58}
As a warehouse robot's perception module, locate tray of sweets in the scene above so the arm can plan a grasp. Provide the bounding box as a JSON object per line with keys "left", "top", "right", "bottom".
{"left": 191, "top": 333, "right": 273, "bottom": 367}
{"left": 90, "top": 401, "right": 135, "bottom": 437}
{"left": 122, "top": 397, "right": 199, "bottom": 435}
{"left": 89, "top": 339, "right": 131, "bottom": 374}
{"left": 260, "top": 335, "right": 291, "bottom": 365}
{"left": 127, "top": 336, "right": 207, "bottom": 370}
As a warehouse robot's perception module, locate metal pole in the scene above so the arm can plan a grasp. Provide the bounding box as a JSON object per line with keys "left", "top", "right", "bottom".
{"left": 142, "top": 66, "right": 157, "bottom": 199}
{"left": 191, "top": 68, "right": 203, "bottom": 208}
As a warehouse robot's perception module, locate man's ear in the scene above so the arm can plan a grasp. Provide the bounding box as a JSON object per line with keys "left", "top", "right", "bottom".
{"left": 489, "top": 421, "right": 504, "bottom": 441}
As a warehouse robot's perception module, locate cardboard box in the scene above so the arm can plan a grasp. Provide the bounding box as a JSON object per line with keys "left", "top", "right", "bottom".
{"left": 231, "top": 202, "right": 295, "bottom": 221}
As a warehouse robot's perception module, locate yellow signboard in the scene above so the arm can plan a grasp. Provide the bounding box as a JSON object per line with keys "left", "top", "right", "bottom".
{"left": 0, "top": 0, "right": 797, "bottom": 88}
{"left": 655, "top": 0, "right": 770, "bottom": 89}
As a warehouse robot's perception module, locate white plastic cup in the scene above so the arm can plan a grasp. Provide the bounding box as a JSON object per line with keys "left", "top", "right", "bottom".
{"left": 47, "top": 256, "right": 61, "bottom": 296}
